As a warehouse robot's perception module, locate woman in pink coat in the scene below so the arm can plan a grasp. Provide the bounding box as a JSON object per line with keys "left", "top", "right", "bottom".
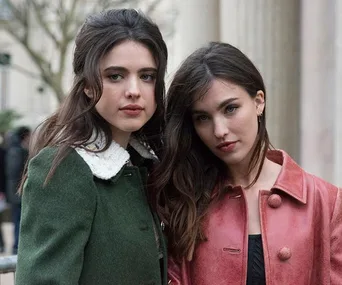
{"left": 152, "top": 42, "right": 342, "bottom": 284}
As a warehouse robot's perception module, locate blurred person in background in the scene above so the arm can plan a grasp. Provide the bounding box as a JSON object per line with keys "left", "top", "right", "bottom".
{"left": 5, "top": 126, "right": 31, "bottom": 255}
{"left": 0, "top": 136, "right": 7, "bottom": 253}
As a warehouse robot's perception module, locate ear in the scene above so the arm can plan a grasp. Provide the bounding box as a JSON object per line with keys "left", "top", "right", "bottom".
{"left": 254, "top": 90, "right": 265, "bottom": 115}
{"left": 84, "top": 88, "right": 93, "bottom": 98}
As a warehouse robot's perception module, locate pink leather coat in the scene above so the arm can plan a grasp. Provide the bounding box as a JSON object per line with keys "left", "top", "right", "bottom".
{"left": 168, "top": 150, "right": 342, "bottom": 284}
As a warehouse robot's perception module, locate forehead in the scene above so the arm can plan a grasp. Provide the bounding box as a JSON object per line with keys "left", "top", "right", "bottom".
{"left": 100, "top": 40, "right": 156, "bottom": 70}
{"left": 192, "top": 79, "right": 249, "bottom": 110}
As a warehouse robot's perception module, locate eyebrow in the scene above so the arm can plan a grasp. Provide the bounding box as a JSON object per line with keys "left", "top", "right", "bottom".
{"left": 192, "top": 98, "right": 239, "bottom": 114}
{"left": 103, "top": 66, "right": 157, "bottom": 73}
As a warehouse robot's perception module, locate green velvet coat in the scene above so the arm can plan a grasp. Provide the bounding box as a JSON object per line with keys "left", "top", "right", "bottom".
{"left": 15, "top": 142, "right": 167, "bottom": 285}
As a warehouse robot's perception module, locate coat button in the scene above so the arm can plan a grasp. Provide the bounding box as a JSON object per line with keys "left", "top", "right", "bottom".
{"left": 278, "top": 246, "right": 291, "bottom": 261}
{"left": 268, "top": 194, "right": 282, "bottom": 208}
{"left": 139, "top": 220, "right": 149, "bottom": 231}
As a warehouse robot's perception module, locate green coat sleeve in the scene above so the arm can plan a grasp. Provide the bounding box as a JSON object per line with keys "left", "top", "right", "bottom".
{"left": 15, "top": 148, "right": 97, "bottom": 285}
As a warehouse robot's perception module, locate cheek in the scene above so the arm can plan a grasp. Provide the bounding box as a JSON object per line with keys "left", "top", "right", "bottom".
{"left": 194, "top": 125, "right": 211, "bottom": 144}
{"left": 144, "top": 83, "right": 155, "bottom": 94}
{"left": 95, "top": 93, "right": 117, "bottom": 116}
{"left": 94, "top": 98, "right": 104, "bottom": 113}
{"left": 152, "top": 95, "right": 157, "bottom": 110}
{"left": 95, "top": 96, "right": 108, "bottom": 112}
{"left": 98, "top": 84, "right": 121, "bottom": 106}
{"left": 235, "top": 107, "right": 258, "bottom": 127}
{"left": 146, "top": 89, "right": 157, "bottom": 111}
{"left": 233, "top": 112, "right": 258, "bottom": 140}
{"left": 147, "top": 96, "right": 157, "bottom": 113}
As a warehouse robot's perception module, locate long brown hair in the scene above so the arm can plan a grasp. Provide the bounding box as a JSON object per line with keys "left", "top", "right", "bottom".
{"left": 151, "top": 42, "right": 270, "bottom": 261}
{"left": 19, "top": 9, "right": 168, "bottom": 192}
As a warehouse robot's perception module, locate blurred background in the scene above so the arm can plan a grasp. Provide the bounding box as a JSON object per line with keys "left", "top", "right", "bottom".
{"left": 1, "top": 0, "right": 341, "bottom": 184}
{"left": 0, "top": 0, "right": 341, "bottom": 278}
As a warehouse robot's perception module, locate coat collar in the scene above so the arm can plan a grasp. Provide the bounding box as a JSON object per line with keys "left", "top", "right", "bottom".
{"left": 267, "top": 150, "right": 307, "bottom": 204}
{"left": 74, "top": 133, "right": 157, "bottom": 180}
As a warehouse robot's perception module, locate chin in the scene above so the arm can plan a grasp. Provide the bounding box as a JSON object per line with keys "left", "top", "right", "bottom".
{"left": 121, "top": 124, "right": 145, "bottom": 133}
{"left": 217, "top": 152, "right": 244, "bottom": 166}
{"left": 225, "top": 159, "right": 242, "bottom": 166}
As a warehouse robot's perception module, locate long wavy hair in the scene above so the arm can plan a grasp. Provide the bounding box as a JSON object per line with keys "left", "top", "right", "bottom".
{"left": 151, "top": 42, "right": 270, "bottom": 261}
{"left": 19, "top": 9, "right": 168, "bottom": 191}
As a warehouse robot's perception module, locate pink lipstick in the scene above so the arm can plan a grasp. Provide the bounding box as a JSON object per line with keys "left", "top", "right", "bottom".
{"left": 120, "top": 104, "right": 143, "bottom": 116}
{"left": 216, "top": 141, "right": 237, "bottom": 152}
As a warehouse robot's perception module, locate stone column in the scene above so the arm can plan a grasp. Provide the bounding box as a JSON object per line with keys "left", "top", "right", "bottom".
{"left": 300, "top": 0, "right": 340, "bottom": 184}
{"left": 219, "top": 0, "right": 301, "bottom": 161}
{"left": 335, "top": 1, "right": 342, "bottom": 185}
{"left": 170, "top": 0, "right": 220, "bottom": 75}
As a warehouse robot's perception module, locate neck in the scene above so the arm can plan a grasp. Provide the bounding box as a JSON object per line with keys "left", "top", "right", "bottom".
{"left": 228, "top": 156, "right": 282, "bottom": 191}
{"left": 227, "top": 145, "right": 267, "bottom": 188}
{"left": 228, "top": 159, "right": 264, "bottom": 188}
{"left": 111, "top": 129, "right": 131, "bottom": 149}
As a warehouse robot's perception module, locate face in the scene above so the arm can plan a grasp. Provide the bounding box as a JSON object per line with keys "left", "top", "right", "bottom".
{"left": 191, "top": 79, "right": 265, "bottom": 168}
{"left": 90, "top": 40, "right": 157, "bottom": 146}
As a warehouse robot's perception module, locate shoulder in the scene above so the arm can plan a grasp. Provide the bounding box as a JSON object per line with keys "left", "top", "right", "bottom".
{"left": 33, "top": 146, "right": 83, "bottom": 163}
{"left": 270, "top": 149, "right": 339, "bottom": 208}
{"left": 294, "top": 167, "right": 340, "bottom": 221}
{"left": 292, "top": 165, "right": 340, "bottom": 222}
{"left": 32, "top": 146, "right": 89, "bottom": 169}
{"left": 23, "top": 147, "right": 97, "bottom": 209}
{"left": 306, "top": 172, "right": 338, "bottom": 192}
{"left": 28, "top": 146, "right": 94, "bottom": 186}
{"left": 304, "top": 171, "right": 339, "bottom": 206}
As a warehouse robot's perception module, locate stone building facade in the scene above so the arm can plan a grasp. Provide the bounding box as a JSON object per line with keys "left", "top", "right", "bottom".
{"left": 0, "top": 0, "right": 341, "bottom": 184}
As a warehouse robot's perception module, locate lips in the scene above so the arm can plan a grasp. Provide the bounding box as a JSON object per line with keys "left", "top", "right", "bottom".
{"left": 120, "top": 104, "right": 143, "bottom": 111}
{"left": 120, "top": 104, "right": 144, "bottom": 116}
{"left": 216, "top": 141, "right": 237, "bottom": 152}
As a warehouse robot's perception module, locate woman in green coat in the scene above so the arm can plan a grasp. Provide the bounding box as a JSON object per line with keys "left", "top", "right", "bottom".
{"left": 15, "top": 8, "right": 168, "bottom": 285}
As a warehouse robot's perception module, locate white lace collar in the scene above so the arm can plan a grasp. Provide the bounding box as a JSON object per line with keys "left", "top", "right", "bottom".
{"left": 74, "top": 133, "right": 157, "bottom": 180}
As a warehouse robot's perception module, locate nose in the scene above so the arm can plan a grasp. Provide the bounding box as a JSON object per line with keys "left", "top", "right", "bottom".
{"left": 125, "top": 77, "right": 140, "bottom": 99}
{"left": 213, "top": 119, "right": 229, "bottom": 139}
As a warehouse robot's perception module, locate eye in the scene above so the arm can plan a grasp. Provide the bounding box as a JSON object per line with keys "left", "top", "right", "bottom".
{"left": 224, "top": 104, "right": 238, "bottom": 114}
{"left": 195, "top": 114, "right": 209, "bottom": 122}
{"left": 108, "top": 74, "right": 123, "bottom": 81}
{"left": 141, "top": 73, "right": 156, "bottom": 82}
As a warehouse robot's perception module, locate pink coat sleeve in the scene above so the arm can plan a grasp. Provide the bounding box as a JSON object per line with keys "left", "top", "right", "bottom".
{"left": 331, "top": 187, "right": 342, "bottom": 284}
